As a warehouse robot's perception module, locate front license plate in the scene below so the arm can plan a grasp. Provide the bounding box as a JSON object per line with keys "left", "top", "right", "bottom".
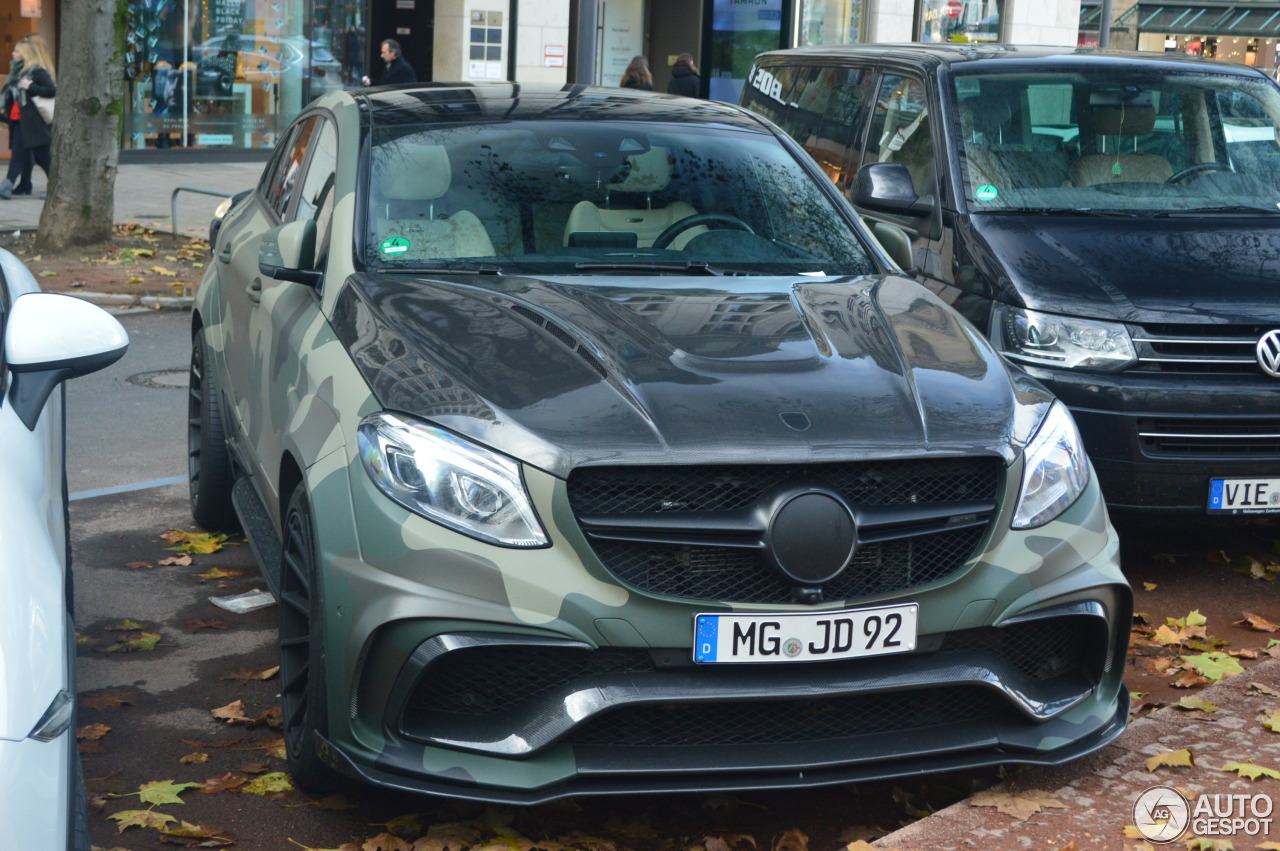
{"left": 693, "top": 604, "right": 918, "bottom": 664}
{"left": 1208, "top": 477, "right": 1280, "bottom": 514}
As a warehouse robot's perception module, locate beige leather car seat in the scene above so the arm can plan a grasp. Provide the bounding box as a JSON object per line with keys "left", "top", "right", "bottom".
{"left": 562, "top": 147, "right": 705, "bottom": 249}
{"left": 376, "top": 145, "right": 496, "bottom": 260}
{"left": 1071, "top": 104, "right": 1173, "bottom": 185}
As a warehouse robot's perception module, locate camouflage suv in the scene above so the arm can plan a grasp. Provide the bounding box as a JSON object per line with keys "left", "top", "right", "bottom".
{"left": 189, "top": 84, "right": 1130, "bottom": 803}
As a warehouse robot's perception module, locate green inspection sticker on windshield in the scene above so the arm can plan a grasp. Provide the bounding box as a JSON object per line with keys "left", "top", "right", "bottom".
{"left": 380, "top": 236, "right": 410, "bottom": 255}
{"left": 975, "top": 184, "right": 999, "bottom": 202}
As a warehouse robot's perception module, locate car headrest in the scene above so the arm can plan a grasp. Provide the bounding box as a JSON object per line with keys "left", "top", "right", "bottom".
{"left": 379, "top": 145, "right": 451, "bottom": 201}
{"left": 612, "top": 146, "right": 671, "bottom": 193}
{"left": 957, "top": 97, "right": 1011, "bottom": 141}
{"left": 1091, "top": 105, "right": 1156, "bottom": 137}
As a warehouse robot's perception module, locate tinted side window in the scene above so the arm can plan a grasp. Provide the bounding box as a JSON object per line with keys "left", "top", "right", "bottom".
{"left": 294, "top": 119, "right": 338, "bottom": 260}
{"left": 741, "top": 64, "right": 804, "bottom": 127}
{"left": 865, "top": 75, "right": 936, "bottom": 205}
{"left": 262, "top": 117, "right": 319, "bottom": 219}
{"left": 785, "top": 65, "right": 868, "bottom": 191}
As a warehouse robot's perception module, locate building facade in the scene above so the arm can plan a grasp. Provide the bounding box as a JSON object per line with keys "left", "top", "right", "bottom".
{"left": 6, "top": 0, "right": 1278, "bottom": 154}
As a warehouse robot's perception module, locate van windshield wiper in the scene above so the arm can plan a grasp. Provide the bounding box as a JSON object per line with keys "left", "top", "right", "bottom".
{"left": 573, "top": 261, "right": 725, "bottom": 275}
{"left": 1153, "top": 205, "right": 1280, "bottom": 217}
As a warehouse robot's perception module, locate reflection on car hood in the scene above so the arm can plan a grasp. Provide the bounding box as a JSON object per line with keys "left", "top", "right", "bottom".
{"left": 967, "top": 214, "right": 1280, "bottom": 323}
{"left": 333, "top": 272, "right": 1036, "bottom": 477}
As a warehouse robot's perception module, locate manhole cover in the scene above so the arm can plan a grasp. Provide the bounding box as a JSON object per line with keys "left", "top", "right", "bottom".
{"left": 127, "top": 369, "right": 187, "bottom": 389}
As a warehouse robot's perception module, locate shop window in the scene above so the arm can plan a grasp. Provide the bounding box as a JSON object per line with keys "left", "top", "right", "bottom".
{"left": 919, "top": 0, "right": 1001, "bottom": 44}
{"left": 468, "top": 10, "right": 504, "bottom": 79}
{"left": 799, "top": 0, "right": 865, "bottom": 46}
{"left": 123, "top": 0, "right": 365, "bottom": 151}
{"left": 708, "top": 0, "right": 785, "bottom": 103}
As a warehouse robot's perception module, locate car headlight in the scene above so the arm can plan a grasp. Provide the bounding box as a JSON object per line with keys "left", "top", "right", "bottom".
{"left": 992, "top": 305, "right": 1136, "bottom": 372}
{"left": 1013, "top": 402, "right": 1090, "bottom": 529}
{"left": 357, "top": 413, "right": 549, "bottom": 548}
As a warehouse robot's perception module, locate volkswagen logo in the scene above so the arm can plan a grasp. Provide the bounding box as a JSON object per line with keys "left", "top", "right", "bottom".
{"left": 1258, "top": 330, "right": 1280, "bottom": 378}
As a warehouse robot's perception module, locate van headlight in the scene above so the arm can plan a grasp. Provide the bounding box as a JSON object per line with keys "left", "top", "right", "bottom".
{"left": 1013, "top": 402, "right": 1090, "bottom": 529}
{"left": 357, "top": 413, "right": 549, "bottom": 548}
{"left": 993, "top": 305, "right": 1136, "bottom": 372}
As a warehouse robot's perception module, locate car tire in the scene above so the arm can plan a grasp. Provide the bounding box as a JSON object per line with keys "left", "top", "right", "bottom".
{"left": 279, "top": 482, "right": 345, "bottom": 793}
{"left": 188, "top": 328, "right": 239, "bottom": 531}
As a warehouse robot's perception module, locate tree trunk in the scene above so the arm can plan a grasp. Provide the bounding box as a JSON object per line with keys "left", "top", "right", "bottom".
{"left": 35, "top": 0, "right": 126, "bottom": 251}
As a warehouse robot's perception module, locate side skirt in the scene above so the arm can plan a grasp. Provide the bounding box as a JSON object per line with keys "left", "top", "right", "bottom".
{"left": 232, "top": 477, "right": 283, "bottom": 595}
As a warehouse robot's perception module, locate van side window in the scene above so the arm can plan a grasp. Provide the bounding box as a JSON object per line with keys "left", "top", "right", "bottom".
{"left": 785, "top": 66, "right": 868, "bottom": 191}
{"left": 742, "top": 65, "right": 804, "bottom": 128}
{"left": 865, "top": 75, "right": 935, "bottom": 205}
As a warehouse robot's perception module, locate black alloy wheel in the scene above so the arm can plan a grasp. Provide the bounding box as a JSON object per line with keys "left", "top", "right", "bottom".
{"left": 278, "top": 483, "right": 344, "bottom": 792}
{"left": 187, "top": 329, "right": 239, "bottom": 530}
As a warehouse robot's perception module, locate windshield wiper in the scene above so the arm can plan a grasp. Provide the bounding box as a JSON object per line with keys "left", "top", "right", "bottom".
{"left": 1153, "top": 205, "right": 1280, "bottom": 217}
{"left": 992, "top": 208, "right": 1144, "bottom": 217}
{"left": 382, "top": 265, "right": 504, "bottom": 275}
{"left": 573, "top": 261, "right": 725, "bottom": 275}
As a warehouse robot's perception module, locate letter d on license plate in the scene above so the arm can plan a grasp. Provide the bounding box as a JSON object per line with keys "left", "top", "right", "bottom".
{"left": 694, "top": 603, "right": 918, "bottom": 663}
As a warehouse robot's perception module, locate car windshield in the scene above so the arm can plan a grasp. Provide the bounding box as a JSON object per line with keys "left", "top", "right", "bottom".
{"left": 364, "top": 120, "right": 875, "bottom": 276}
{"left": 949, "top": 66, "right": 1280, "bottom": 214}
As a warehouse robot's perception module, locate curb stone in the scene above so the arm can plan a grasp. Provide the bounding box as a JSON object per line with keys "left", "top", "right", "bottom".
{"left": 64, "top": 290, "right": 193, "bottom": 312}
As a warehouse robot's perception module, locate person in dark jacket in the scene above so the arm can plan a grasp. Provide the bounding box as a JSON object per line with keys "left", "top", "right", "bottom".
{"left": 361, "top": 39, "right": 416, "bottom": 86}
{"left": 0, "top": 34, "right": 55, "bottom": 200}
{"left": 667, "top": 52, "right": 700, "bottom": 98}
{"left": 620, "top": 55, "right": 652, "bottom": 91}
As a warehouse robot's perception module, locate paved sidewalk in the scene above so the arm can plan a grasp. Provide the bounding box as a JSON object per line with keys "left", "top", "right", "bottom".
{"left": 0, "top": 158, "right": 266, "bottom": 234}
{"left": 875, "top": 658, "right": 1280, "bottom": 849}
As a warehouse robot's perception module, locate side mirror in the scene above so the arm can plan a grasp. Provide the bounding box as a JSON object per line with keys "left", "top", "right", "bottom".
{"left": 5, "top": 293, "right": 129, "bottom": 431}
{"left": 258, "top": 219, "right": 322, "bottom": 286}
{"left": 852, "top": 163, "right": 934, "bottom": 216}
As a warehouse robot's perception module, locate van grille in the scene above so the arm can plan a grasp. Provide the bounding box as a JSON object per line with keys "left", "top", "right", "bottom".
{"left": 1137, "top": 416, "right": 1280, "bottom": 457}
{"left": 1131, "top": 323, "right": 1273, "bottom": 376}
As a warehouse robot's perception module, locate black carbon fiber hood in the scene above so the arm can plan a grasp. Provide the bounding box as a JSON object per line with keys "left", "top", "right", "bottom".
{"left": 332, "top": 272, "right": 1045, "bottom": 477}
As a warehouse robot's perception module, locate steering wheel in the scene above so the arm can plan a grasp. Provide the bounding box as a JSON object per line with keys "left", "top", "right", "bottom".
{"left": 652, "top": 212, "right": 754, "bottom": 250}
{"left": 1166, "top": 162, "right": 1230, "bottom": 184}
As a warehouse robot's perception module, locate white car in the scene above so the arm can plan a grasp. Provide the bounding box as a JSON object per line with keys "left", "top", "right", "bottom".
{"left": 0, "top": 251, "right": 128, "bottom": 850}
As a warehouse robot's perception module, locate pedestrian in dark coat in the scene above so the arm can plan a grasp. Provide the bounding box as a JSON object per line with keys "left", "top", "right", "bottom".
{"left": 362, "top": 39, "right": 417, "bottom": 86}
{"left": 620, "top": 55, "right": 653, "bottom": 91}
{"left": 0, "top": 34, "right": 54, "bottom": 200}
{"left": 667, "top": 52, "right": 700, "bottom": 98}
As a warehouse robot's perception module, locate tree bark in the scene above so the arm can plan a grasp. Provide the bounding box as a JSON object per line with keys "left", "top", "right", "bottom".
{"left": 35, "top": 0, "right": 126, "bottom": 251}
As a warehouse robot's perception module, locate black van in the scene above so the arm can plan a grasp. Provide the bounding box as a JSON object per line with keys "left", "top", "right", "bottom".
{"left": 743, "top": 44, "right": 1280, "bottom": 519}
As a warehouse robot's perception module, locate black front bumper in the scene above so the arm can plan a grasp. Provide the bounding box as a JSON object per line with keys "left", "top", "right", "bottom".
{"left": 1031, "top": 368, "right": 1280, "bottom": 514}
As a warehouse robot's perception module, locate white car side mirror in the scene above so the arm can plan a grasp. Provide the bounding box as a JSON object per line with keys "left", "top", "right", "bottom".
{"left": 5, "top": 292, "right": 129, "bottom": 430}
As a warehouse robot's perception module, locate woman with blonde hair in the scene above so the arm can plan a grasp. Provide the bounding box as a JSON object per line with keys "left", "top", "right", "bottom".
{"left": 0, "top": 33, "right": 56, "bottom": 199}
{"left": 667, "top": 52, "right": 700, "bottom": 98}
{"left": 620, "top": 55, "right": 652, "bottom": 91}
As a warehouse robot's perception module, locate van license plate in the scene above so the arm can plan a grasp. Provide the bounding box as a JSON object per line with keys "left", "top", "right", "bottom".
{"left": 1208, "top": 477, "right": 1280, "bottom": 514}
{"left": 693, "top": 604, "right": 918, "bottom": 664}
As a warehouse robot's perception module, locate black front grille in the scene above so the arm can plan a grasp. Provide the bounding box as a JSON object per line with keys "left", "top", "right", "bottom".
{"left": 1131, "top": 324, "right": 1271, "bottom": 376}
{"left": 407, "top": 617, "right": 1095, "bottom": 720}
{"left": 566, "top": 459, "right": 1000, "bottom": 605}
{"left": 568, "top": 685, "right": 1011, "bottom": 747}
{"left": 568, "top": 459, "right": 998, "bottom": 514}
{"left": 590, "top": 528, "right": 986, "bottom": 602}
{"left": 1137, "top": 416, "right": 1280, "bottom": 457}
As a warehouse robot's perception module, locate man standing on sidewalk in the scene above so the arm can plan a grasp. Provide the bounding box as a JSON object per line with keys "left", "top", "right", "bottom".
{"left": 361, "top": 39, "right": 416, "bottom": 86}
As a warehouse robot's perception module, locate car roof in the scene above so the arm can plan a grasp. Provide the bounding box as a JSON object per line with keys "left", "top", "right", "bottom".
{"left": 347, "top": 84, "right": 772, "bottom": 130}
{"left": 752, "top": 43, "right": 1269, "bottom": 78}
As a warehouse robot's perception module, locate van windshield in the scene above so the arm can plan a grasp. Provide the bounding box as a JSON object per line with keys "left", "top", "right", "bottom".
{"left": 364, "top": 120, "right": 876, "bottom": 276}
{"left": 948, "top": 68, "right": 1280, "bottom": 214}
